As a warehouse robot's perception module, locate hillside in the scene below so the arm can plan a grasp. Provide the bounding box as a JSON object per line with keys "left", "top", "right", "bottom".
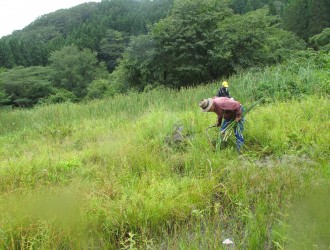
{"left": 0, "top": 0, "right": 329, "bottom": 108}
{"left": 0, "top": 0, "right": 174, "bottom": 69}
{"left": 0, "top": 58, "right": 329, "bottom": 248}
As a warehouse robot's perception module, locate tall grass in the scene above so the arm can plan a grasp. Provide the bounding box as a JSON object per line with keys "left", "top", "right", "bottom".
{"left": 228, "top": 51, "right": 330, "bottom": 102}
{"left": 0, "top": 55, "right": 329, "bottom": 249}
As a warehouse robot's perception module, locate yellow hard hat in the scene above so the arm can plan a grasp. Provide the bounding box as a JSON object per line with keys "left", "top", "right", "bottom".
{"left": 222, "top": 81, "right": 229, "bottom": 87}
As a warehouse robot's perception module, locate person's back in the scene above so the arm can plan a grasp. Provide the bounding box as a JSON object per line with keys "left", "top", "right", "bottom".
{"left": 217, "top": 81, "right": 231, "bottom": 98}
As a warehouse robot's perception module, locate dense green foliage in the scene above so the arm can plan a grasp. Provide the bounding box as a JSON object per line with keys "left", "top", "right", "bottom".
{"left": 110, "top": 4, "right": 306, "bottom": 90}
{"left": 309, "top": 28, "right": 330, "bottom": 51}
{"left": 282, "top": 0, "right": 330, "bottom": 41}
{"left": 230, "top": 51, "right": 330, "bottom": 101}
{"left": 0, "top": 46, "right": 109, "bottom": 106}
{"left": 0, "top": 0, "right": 329, "bottom": 107}
{"left": 98, "top": 29, "right": 126, "bottom": 71}
{"left": 0, "top": 0, "right": 174, "bottom": 69}
{"left": 0, "top": 56, "right": 329, "bottom": 248}
{"left": 0, "top": 66, "right": 53, "bottom": 106}
{"left": 49, "top": 45, "right": 107, "bottom": 99}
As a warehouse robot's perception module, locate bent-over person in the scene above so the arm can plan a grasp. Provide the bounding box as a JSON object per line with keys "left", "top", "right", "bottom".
{"left": 199, "top": 97, "right": 245, "bottom": 153}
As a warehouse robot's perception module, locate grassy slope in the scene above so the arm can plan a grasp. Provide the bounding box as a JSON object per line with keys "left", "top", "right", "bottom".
{"left": 0, "top": 56, "right": 329, "bottom": 249}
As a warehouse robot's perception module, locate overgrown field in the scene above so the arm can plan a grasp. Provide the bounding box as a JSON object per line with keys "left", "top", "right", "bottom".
{"left": 0, "top": 55, "right": 329, "bottom": 249}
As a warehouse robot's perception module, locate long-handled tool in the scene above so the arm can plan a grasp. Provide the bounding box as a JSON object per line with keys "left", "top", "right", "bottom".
{"left": 205, "top": 124, "right": 217, "bottom": 149}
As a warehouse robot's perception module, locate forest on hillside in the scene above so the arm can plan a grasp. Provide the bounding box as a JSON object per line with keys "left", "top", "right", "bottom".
{"left": 0, "top": 0, "right": 329, "bottom": 107}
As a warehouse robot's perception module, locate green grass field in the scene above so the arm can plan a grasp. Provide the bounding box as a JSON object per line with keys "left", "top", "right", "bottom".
{"left": 0, "top": 54, "right": 329, "bottom": 249}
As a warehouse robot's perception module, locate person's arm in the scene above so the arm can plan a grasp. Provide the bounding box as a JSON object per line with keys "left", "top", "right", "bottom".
{"left": 216, "top": 116, "right": 222, "bottom": 127}
{"left": 216, "top": 107, "right": 224, "bottom": 126}
{"left": 216, "top": 88, "right": 222, "bottom": 97}
{"left": 225, "top": 88, "right": 231, "bottom": 98}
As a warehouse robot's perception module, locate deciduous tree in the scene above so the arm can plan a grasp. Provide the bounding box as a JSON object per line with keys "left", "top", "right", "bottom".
{"left": 49, "top": 45, "right": 106, "bottom": 99}
{"left": 0, "top": 66, "right": 53, "bottom": 106}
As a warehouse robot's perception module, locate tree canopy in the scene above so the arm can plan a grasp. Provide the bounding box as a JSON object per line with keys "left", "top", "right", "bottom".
{"left": 114, "top": 3, "right": 305, "bottom": 90}
{"left": 0, "top": 66, "right": 53, "bottom": 106}
{"left": 0, "top": 0, "right": 328, "bottom": 107}
{"left": 49, "top": 45, "right": 106, "bottom": 99}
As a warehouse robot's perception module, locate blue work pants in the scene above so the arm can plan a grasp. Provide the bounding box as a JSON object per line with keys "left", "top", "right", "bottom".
{"left": 220, "top": 106, "right": 245, "bottom": 152}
